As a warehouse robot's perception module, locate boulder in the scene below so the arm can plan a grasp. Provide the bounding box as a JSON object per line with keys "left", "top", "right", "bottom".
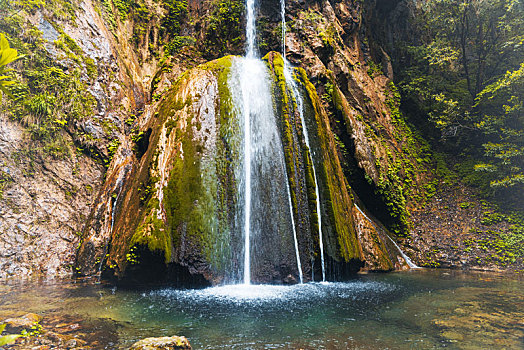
{"left": 129, "top": 336, "right": 191, "bottom": 350}
{"left": 3, "top": 313, "right": 42, "bottom": 333}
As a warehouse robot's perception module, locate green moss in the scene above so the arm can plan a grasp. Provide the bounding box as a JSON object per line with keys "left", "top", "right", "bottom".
{"left": 1, "top": 15, "right": 97, "bottom": 157}
{"left": 132, "top": 198, "right": 172, "bottom": 261}
{"left": 366, "top": 59, "right": 382, "bottom": 78}
{"left": 130, "top": 58, "right": 237, "bottom": 271}
{"left": 296, "top": 67, "right": 361, "bottom": 262}
{"left": 264, "top": 52, "right": 302, "bottom": 217}
{"left": 203, "top": 0, "right": 244, "bottom": 58}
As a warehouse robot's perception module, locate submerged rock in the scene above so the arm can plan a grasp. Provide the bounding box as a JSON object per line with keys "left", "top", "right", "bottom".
{"left": 129, "top": 336, "right": 191, "bottom": 350}
{"left": 3, "top": 313, "right": 42, "bottom": 333}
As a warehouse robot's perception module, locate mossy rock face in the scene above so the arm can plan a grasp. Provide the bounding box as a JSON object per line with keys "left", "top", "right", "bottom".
{"left": 101, "top": 53, "right": 405, "bottom": 285}
{"left": 264, "top": 52, "right": 401, "bottom": 274}
{"left": 106, "top": 56, "right": 241, "bottom": 284}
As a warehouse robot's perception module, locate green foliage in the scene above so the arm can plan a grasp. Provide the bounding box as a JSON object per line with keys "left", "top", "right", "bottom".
{"left": 0, "top": 2, "right": 98, "bottom": 157}
{"left": 107, "top": 138, "right": 121, "bottom": 165}
{"left": 164, "top": 35, "right": 194, "bottom": 55}
{"left": 481, "top": 211, "right": 505, "bottom": 226}
{"left": 0, "top": 324, "right": 22, "bottom": 346}
{"left": 112, "top": 0, "right": 131, "bottom": 21}
{"left": 459, "top": 201, "right": 472, "bottom": 209}
{"left": 125, "top": 245, "right": 139, "bottom": 264}
{"left": 203, "top": 0, "right": 244, "bottom": 58}
{"left": 474, "top": 62, "right": 524, "bottom": 190}
{"left": 0, "top": 33, "right": 22, "bottom": 97}
{"left": 366, "top": 59, "right": 382, "bottom": 78}
{"left": 105, "top": 0, "right": 189, "bottom": 53}
{"left": 396, "top": 0, "right": 524, "bottom": 201}
{"left": 161, "top": 0, "right": 188, "bottom": 35}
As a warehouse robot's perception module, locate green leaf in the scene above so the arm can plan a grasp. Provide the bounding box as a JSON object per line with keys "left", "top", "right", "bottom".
{"left": 0, "top": 48, "right": 19, "bottom": 66}
{"left": 0, "top": 334, "right": 22, "bottom": 346}
{"left": 0, "top": 34, "right": 9, "bottom": 51}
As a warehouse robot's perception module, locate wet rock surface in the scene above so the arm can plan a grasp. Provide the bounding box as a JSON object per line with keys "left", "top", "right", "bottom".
{"left": 0, "top": 310, "right": 119, "bottom": 349}
{"left": 130, "top": 336, "right": 192, "bottom": 350}
{"left": 0, "top": 116, "right": 104, "bottom": 278}
{"left": 0, "top": 0, "right": 139, "bottom": 279}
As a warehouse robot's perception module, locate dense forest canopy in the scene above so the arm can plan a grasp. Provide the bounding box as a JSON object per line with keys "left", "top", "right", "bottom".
{"left": 396, "top": 0, "right": 523, "bottom": 205}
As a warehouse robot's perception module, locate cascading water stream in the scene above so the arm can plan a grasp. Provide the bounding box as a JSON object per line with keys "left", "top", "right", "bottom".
{"left": 282, "top": 65, "right": 326, "bottom": 282}
{"left": 354, "top": 204, "right": 419, "bottom": 269}
{"left": 239, "top": 0, "right": 303, "bottom": 284}
{"left": 286, "top": 180, "right": 303, "bottom": 283}
{"left": 241, "top": 65, "right": 252, "bottom": 285}
{"left": 98, "top": 176, "right": 124, "bottom": 278}
{"left": 280, "top": 0, "right": 326, "bottom": 282}
{"left": 241, "top": 0, "right": 256, "bottom": 285}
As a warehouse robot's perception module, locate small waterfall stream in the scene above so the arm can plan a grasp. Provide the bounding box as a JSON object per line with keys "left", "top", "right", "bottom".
{"left": 98, "top": 174, "right": 125, "bottom": 277}
{"left": 286, "top": 180, "right": 304, "bottom": 283}
{"left": 280, "top": 0, "right": 326, "bottom": 281}
{"left": 354, "top": 204, "right": 419, "bottom": 269}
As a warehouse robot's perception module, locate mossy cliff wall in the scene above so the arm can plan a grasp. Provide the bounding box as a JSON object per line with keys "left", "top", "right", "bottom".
{"left": 7, "top": 0, "right": 514, "bottom": 279}
{"left": 0, "top": 0, "right": 149, "bottom": 278}
{"left": 76, "top": 52, "right": 408, "bottom": 284}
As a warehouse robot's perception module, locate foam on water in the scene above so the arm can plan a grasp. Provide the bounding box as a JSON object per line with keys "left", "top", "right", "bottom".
{"left": 148, "top": 281, "right": 395, "bottom": 306}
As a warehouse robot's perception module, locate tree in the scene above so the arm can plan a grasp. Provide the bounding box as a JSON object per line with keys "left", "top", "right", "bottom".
{"left": 397, "top": 0, "right": 524, "bottom": 196}
{"left": 475, "top": 62, "right": 524, "bottom": 189}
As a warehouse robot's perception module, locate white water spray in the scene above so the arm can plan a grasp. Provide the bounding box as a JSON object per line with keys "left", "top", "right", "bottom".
{"left": 242, "top": 63, "right": 252, "bottom": 285}
{"left": 237, "top": 0, "right": 305, "bottom": 284}
{"left": 241, "top": 0, "right": 257, "bottom": 287}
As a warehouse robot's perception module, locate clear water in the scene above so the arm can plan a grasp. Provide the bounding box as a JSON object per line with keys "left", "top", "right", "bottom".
{"left": 1, "top": 269, "right": 522, "bottom": 349}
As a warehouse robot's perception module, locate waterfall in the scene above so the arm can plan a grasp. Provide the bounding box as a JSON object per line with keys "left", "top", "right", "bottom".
{"left": 286, "top": 180, "right": 303, "bottom": 283}
{"left": 237, "top": 0, "right": 302, "bottom": 284}
{"left": 98, "top": 174, "right": 124, "bottom": 277}
{"left": 354, "top": 204, "right": 420, "bottom": 269}
{"left": 241, "top": 60, "right": 253, "bottom": 285}
{"left": 245, "top": 0, "right": 256, "bottom": 58}
{"left": 386, "top": 235, "right": 420, "bottom": 269}
{"left": 241, "top": 0, "right": 255, "bottom": 287}
{"left": 280, "top": 0, "right": 326, "bottom": 282}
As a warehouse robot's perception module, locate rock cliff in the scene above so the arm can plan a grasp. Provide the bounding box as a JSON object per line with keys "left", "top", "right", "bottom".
{"left": 1, "top": 0, "right": 519, "bottom": 280}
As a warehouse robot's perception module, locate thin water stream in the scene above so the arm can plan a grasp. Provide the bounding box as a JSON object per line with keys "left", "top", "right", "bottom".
{"left": 280, "top": 0, "right": 325, "bottom": 281}
{"left": 354, "top": 203, "right": 419, "bottom": 268}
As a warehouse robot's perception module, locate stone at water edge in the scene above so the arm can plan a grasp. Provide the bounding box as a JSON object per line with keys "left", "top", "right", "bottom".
{"left": 129, "top": 336, "right": 191, "bottom": 350}
{"left": 3, "top": 313, "right": 42, "bottom": 333}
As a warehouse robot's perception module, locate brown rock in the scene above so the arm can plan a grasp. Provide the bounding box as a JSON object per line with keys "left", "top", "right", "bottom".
{"left": 3, "top": 313, "right": 42, "bottom": 333}
{"left": 129, "top": 336, "right": 191, "bottom": 350}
